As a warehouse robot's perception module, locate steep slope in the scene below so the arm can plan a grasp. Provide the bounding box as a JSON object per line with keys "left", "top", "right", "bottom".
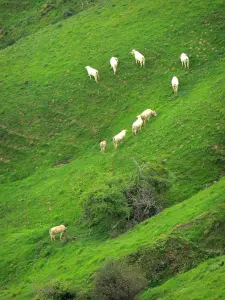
{"left": 0, "top": 0, "right": 225, "bottom": 298}
{"left": 1, "top": 176, "right": 225, "bottom": 298}
{"left": 1, "top": 0, "right": 224, "bottom": 198}
{"left": 139, "top": 255, "right": 225, "bottom": 300}
{"left": 0, "top": 0, "right": 99, "bottom": 49}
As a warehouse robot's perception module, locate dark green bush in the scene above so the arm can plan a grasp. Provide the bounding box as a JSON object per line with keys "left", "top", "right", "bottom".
{"left": 39, "top": 1, "right": 56, "bottom": 16}
{"left": 127, "top": 236, "right": 213, "bottom": 287}
{"left": 112, "top": 161, "right": 172, "bottom": 236}
{"left": 35, "top": 280, "right": 77, "bottom": 299}
{"left": 125, "top": 160, "right": 171, "bottom": 222}
{"left": 63, "top": 8, "right": 75, "bottom": 18}
{"left": 82, "top": 184, "right": 130, "bottom": 229}
{"left": 93, "top": 260, "right": 147, "bottom": 300}
{"left": 82, "top": 160, "right": 172, "bottom": 236}
{"left": 6, "top": 39, "right": 16, "bottom": 46}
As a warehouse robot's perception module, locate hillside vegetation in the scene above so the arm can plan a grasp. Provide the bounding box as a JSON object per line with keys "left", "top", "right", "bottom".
{"left": 140, "top": 255, "right": 225, "bottom": 300}
{"left": 0, "top": 0, "right": 100, "bottom": 49}
{"left": 0, "top": 0, "right": 225, "bottom": 299}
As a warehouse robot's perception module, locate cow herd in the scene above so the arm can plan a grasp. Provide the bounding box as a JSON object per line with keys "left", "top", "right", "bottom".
{"left": 49, "top": 50, "right": 190, "bottom": 240}
{"left": 95, "top": 51, "right": 189, "bottom": 153}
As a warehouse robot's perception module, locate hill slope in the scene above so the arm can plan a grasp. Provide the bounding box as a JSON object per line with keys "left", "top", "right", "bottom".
{"left": 0, "top": 0, "right": 225, "bottom": 298}
{"left": 1, "top": 177, "right": 225, "bottom": 298}
{"left": 140, "top": 255, "right": 225, "bottom": 300}
{"left": 0, "top": 0, "right": 99, "bottom": 49}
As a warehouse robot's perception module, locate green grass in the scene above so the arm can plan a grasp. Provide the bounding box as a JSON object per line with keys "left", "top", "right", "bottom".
{"left": 0, "top": 0, "right": 100, "bottom": 49}
{"left": 0, "top": 0, "right": 225, "bottom": 298}
{"left": 1, "top": 0, "right": 224, "bottom": 198}
{"left": 1, "top": 177, "right": 225, "bottom": 298}
{"left": 139, "top": 255, "right": 225, "bottom": 300}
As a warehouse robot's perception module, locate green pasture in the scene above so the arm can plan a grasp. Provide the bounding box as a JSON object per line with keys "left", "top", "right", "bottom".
{"left": 0, "top": 0, "right": 225, "bottom": 298}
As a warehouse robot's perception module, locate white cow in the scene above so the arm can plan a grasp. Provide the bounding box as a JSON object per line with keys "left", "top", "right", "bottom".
{"left": 113, "top": 129, "right": 127, "bottom": 149}
{"left": 140, "top": 109, "right": 157, "bottom": 124}
{"left": 100, "top": 140, "right": 107, "bottom": 153}
{"left": 110, "top": 57, "right": 119, "bottom": 74}
{"left": 85, "top": 66, "right": 100, "bottom": 82}
{"left": 49, "top": 224, "right": 67, "bottom": 241}
{"left": 132, "top": 115, "right": 143, "bottom": 136}
{"left": 171, "top": 76, "right": 179, "bottom": 93}
{"left": 131, "top": 49, "right": 145, "bottom": 67}
{"left": 180, "top": 53, "right": 189, "bottom": 69}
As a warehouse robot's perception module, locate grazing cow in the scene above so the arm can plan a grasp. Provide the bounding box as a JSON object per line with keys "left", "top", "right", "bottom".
{"left": 140, "top": 109, "right": 157, "bottom": 124}
{"left": 110, "top": 57, "right": 119, "bottom": 74}
{"left": 130, "top": 49, "right": 145, "bottom": 67}
{"left": 85, "top": 66, "right": 100, "bottom": 82}
{"left": 49, "top": 224, "right": 66, "bottom": 241}
{"left": 100, "top": 140, "right": 107, "bottom": 153}
{"left": 113, "top": 129, "right": 127, "bottom": 149}
{"left": 171, "top": 76, "right": 179, "bottom": 93}
{"left": 132, "top": 115, "right": 143, "bottom": 136}
{"left": 180, "top": 53, "right": 189, "bottom": 69}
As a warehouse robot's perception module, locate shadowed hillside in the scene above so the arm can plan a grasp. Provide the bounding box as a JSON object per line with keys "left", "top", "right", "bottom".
{"left": 0, "top": 0, "right": 101, "bottom": 49}
{"left": 140, "top": 255, "right": 225, "bottom": 300}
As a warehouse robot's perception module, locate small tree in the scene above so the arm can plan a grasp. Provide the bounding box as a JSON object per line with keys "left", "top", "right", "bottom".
{"left": 82, "top": 185, "right": 130, "bottom": 229}
{"left": 110, "top": 160, "right": 172, "bottom": 236}
{"left": 35, "top": 280, "right": 77, "bottom": 299}
{"left": 93, "top": 260, "right": 147, "bottom": 300}
{"left": 82, "top": 160, "right": 172, "bottom": 237}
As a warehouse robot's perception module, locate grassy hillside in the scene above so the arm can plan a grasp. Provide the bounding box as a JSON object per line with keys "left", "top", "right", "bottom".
{"left": 0, "top": 0, "right": 99, "bottom": 49}
{"left": 1, "top": 0, "right": 224, "bottom": 198}
{"left": 0, "top": 0, "right": 225, "bottom": 298}
{"left": 1, "top": 177, "right": 225, "bottom": 298}
{"left": 140, "top": 255, "right": 225, "bottom": 300}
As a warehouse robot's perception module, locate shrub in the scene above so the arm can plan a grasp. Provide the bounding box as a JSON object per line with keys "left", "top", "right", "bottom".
{"left": 63, "top": 8, "right": 75, "bottom": 18}
{"left": 39, "top": 1, "right": 56, "bottom": 16}
{"left": 82, "top": 184, "right": 130, "bottom": 229}
{"left": 125, "top": 160, "right": 171, "bottom": 222}
{"left": 93, "top": 260, "right": 147, "bottom": 300}
{"left": 6, "top": 39, "right": 16, "bottom": 46}
{"left": 111, "top": 160, "right": 172, "bottom": 236}
{"left": 82, "top": 160, "right": 172, "bottom": 236}
{"left": 127, "top": 236, "right": 213, "bottom": 287}
{"left": 35, "top": 280, "right": 77, "bottom": 299}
